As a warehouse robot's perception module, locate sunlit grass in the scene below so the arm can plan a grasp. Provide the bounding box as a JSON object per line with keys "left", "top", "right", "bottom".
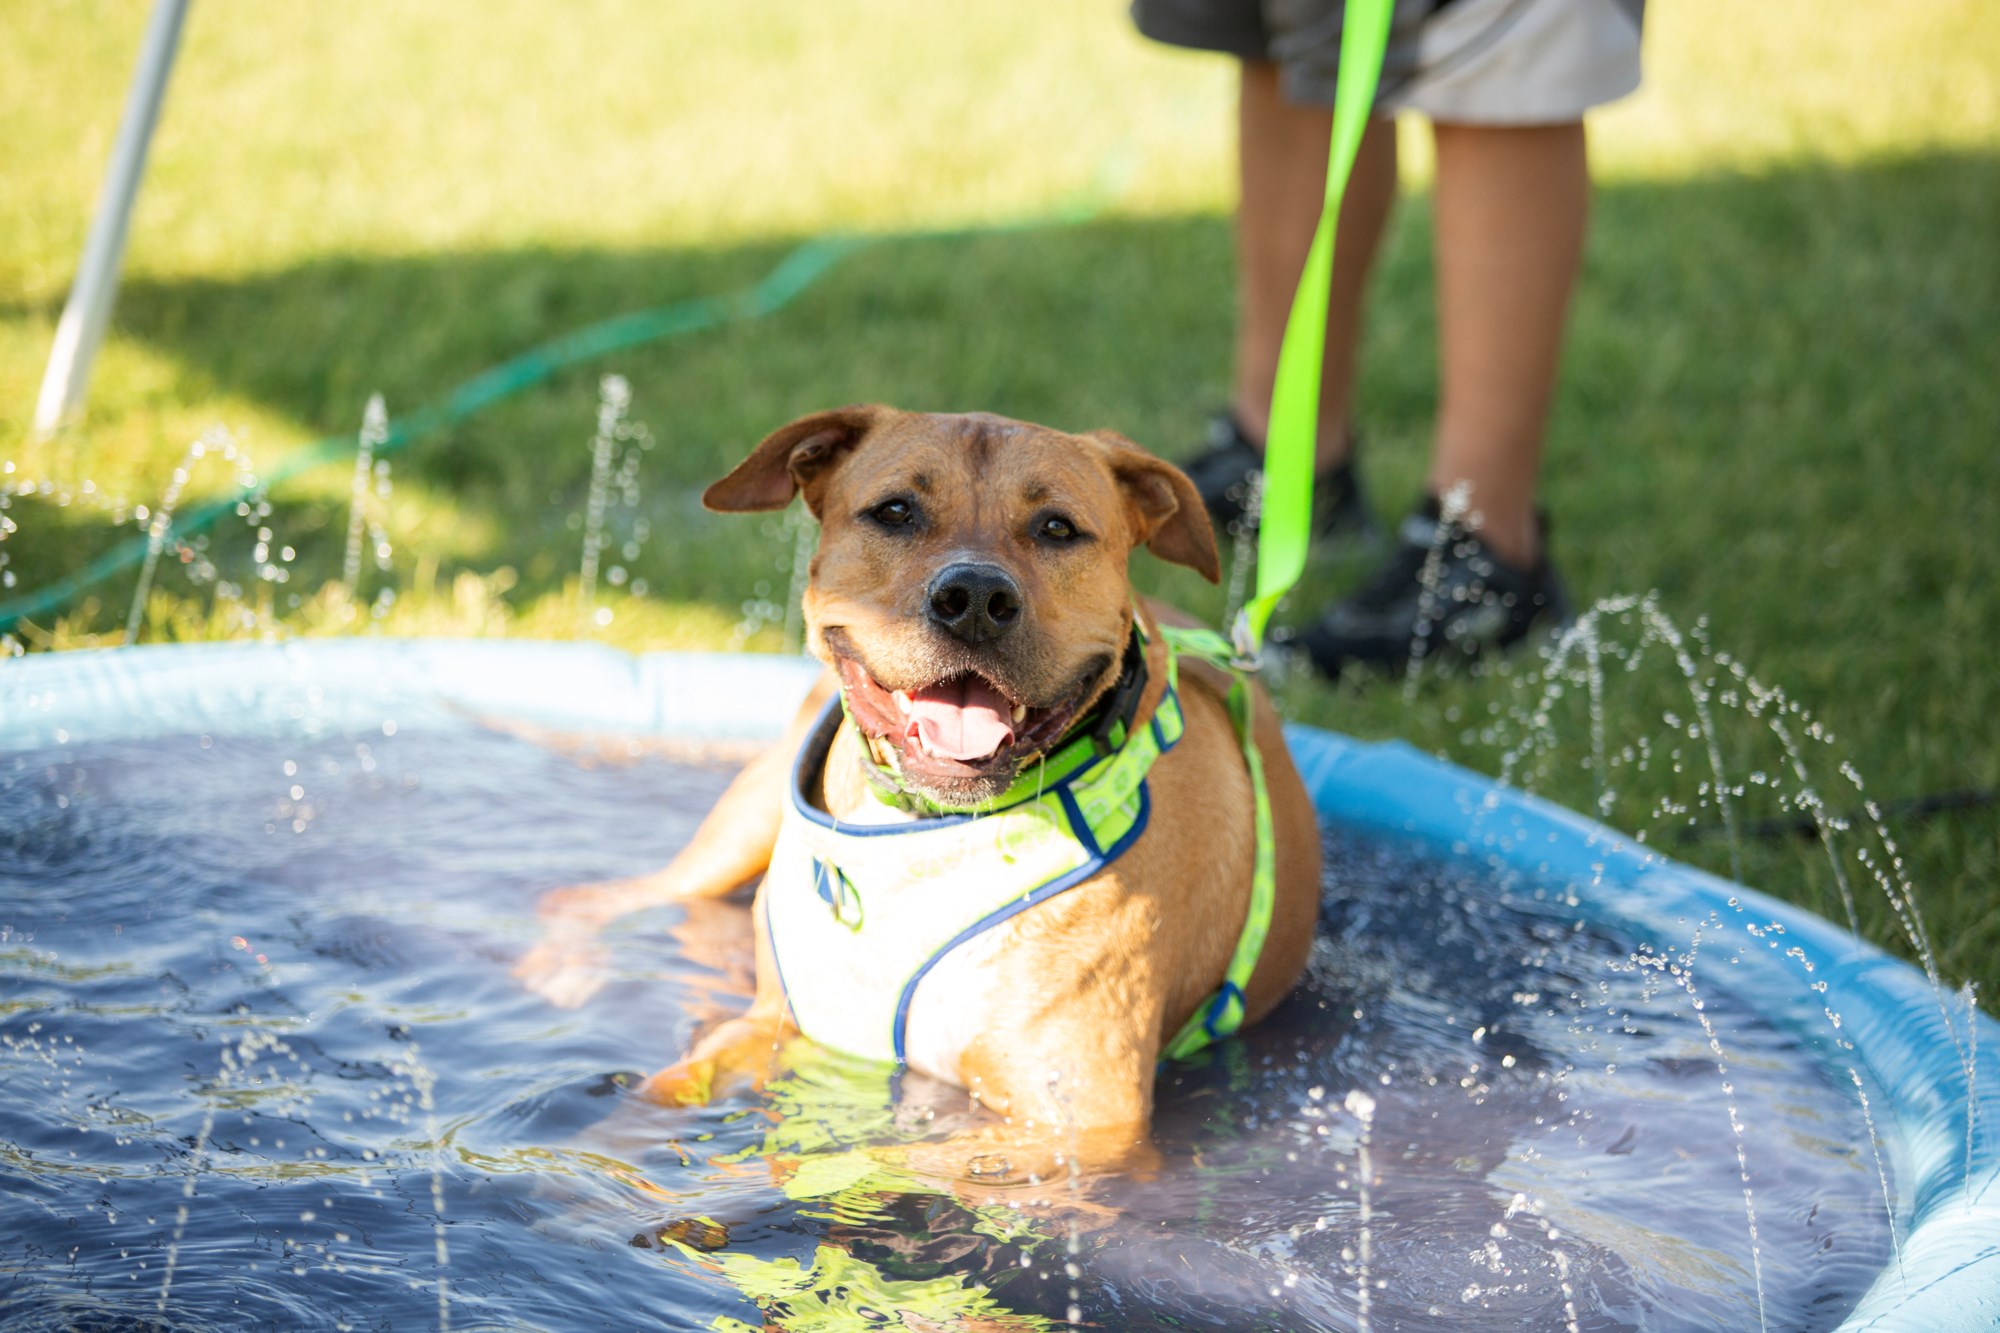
{"left": 9, "top": 2, "right": 1996, "bottom": 297}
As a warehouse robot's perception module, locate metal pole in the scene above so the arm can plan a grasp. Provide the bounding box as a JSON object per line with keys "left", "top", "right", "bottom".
{"left": 31, "top": 0, "right": 193, "bottom": 439}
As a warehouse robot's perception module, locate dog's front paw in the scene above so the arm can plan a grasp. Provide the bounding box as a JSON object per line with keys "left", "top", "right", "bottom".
{"left": 512, "top": 931, "right": 611, "bottom": 1009}
{"left": 882, "top": 1125, "right": 1161, "bottom": 1226}
{"left": 637, "top": 1058, "right": 720, "bottom": 1107}
{"left": 533, "top": 878, "right": 653, "bottom": 928}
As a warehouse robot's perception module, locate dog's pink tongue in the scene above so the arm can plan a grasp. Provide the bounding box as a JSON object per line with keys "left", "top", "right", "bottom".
{"left": 905, "top": 677, "right": 1014, "bottom": 761}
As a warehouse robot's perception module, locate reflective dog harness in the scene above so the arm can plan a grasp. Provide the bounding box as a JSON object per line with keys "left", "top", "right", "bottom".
{"left": 763, "top": 625, "right": 1276, "bottom": 1068}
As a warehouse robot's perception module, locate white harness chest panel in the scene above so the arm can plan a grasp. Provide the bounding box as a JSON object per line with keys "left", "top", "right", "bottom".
{"left": 763, "top": 690, "right": 1180, "bottom": 1075}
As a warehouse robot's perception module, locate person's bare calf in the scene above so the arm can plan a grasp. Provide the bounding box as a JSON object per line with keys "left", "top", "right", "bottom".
{"left": 1427, "top": 119, "right": 1590, "bottom": 570}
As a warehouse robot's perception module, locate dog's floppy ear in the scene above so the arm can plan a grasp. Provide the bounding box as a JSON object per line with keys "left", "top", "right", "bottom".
{"left": 703, "top": 405, "right": 885, "bottom": 515}
{"left": 1088, "top": 430, "right": 1221, "bottom": 584}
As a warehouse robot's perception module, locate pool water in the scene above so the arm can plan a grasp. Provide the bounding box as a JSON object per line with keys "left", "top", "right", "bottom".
{"left": 1, "top": 722, "right": 1894, "bottom": 1331}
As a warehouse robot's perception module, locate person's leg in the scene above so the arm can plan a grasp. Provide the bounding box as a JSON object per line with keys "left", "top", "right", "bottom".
{"left": 1298, "top": 118, "right": 1587, "bottom": 676}
{"left": 1233, "top": 59, "right": 1398, "bottom": 469}
{"left": 1426, "top": 119, "right": 1590, "bottom": 569}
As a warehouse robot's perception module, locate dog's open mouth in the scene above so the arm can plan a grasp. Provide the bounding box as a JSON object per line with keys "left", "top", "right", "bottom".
{"left": 835, "top": 655, "right": 1087, "bottom": 779}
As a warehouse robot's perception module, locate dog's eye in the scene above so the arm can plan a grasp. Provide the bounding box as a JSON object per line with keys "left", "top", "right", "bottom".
{"left": 868, "top": 498, "right": 917, "bottom": 527}
{"left": 1038, "top": 515, "right": 1079, "bottom": 543}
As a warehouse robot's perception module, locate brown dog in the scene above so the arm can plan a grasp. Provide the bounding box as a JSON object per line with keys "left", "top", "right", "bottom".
{"left": 520, "top": 406, "right": 1321, "bottom": 1185}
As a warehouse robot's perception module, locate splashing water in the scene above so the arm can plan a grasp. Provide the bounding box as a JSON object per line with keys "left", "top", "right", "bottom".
{"left": 156, "top": 1029, "right": 300, "bottom": 1316}
{"left": 0, "top": 462, "right": 22, "bottom": 597}
{"left": 1623, "top": 924, "right": 1768, "bottom": 1331}
{"left": 573, "top": 374, "right": 656, "bottom": 630}
{"left": 727, "top": 580, "right": 786, "bottom": 651}
{"left": 0, "top": 464, "right": 147, "bottom": 619}
{"left": 1401, "top": 479, "right": 1472, "bottom": 694}
{"left": 782, "top": 505, "right": 816, "bottom": 655}
{"left": 1965, "top": 980, "right": 1983, "bottom": 1214}
{"left": 578, "top": 375, "right": 629, "bottom": 630}
{"left": 1477, "top": 592, "right": 1982, "bottom": 1187}
{"left": 1504, "top": 1193, "right": 1581, "bottom": 1333}
{"left": 1344, "top": 1088, "right": 1377, "bottom": 1333}
{"left": 1417, "top": 586, "right": 2000, "bottom": 1316}
{"left": 1221, "top": 468, "right": 1264, "bottom": 632}
{"left": 392, "top": 1042, "right": 452, "bottom": 1333}
{"left": 123, "top": 430, "right": 264, "bottom": 645}
{"left": 342, "top": 395, "right": 389, "bottom": 597}
{"left": 729, "top": 506, "right": 815, "bottom": 651}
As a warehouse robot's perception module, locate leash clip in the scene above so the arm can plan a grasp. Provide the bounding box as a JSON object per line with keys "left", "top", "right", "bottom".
{"left": 1228, "top": 608, "right": 1264, "bottom": 674}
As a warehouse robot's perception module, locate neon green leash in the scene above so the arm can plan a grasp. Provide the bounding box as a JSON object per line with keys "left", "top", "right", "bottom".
{"left": 1165, "top": 0, "right": 1393, "bottom": 1058}
{"left": 1233, "top": 0, "right": 1395, "bottom": 662}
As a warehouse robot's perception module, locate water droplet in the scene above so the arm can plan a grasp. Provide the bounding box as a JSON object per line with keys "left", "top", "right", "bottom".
{"left": 966, "top": 1152, "right": 1012, "bottom": 1179}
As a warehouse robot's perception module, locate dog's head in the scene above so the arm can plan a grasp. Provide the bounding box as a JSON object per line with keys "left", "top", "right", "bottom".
{"left": 705, "top": 405, "right": 1218, "bottom": 806}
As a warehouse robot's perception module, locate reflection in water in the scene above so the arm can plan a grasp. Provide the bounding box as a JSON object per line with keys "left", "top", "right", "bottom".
{"left": 0, "top": 726, "right": 1891, "bottom": 1330}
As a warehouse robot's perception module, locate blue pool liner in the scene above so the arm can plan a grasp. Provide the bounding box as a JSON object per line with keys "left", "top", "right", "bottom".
{"left": 3, "top": 638, "right": 1994, "bottom": 1331}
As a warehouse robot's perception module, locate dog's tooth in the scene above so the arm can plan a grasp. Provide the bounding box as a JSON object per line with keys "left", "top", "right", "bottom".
{"left": 1011, "top": 704, "right": 1027, "bottom": 724}
{"left": 892, "top": 690, "right": 912, "bottom": 712}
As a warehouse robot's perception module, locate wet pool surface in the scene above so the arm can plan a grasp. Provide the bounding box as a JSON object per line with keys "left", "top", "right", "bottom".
{"left": 1, "top": 722, "right": 1893, "bottom": 1330}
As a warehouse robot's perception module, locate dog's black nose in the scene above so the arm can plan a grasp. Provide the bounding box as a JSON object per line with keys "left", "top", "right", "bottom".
{"left": 926, "top": 563, "right": 1022, "bottom": 644}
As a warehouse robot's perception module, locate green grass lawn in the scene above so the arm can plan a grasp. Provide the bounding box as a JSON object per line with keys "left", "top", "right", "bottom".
{"left": 4, "top": 2, "right": 1997, "bottom": 997}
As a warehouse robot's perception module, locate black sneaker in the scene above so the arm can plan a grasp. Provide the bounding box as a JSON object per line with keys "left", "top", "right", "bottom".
{"left": 1294, "top": 497, "right": 1572, "bottom": 678}
{"left": 1181, "top": 412, "right": 1380, "bottom": 545}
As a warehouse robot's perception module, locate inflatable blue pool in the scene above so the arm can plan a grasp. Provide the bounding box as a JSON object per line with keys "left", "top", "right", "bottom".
{"left": 2, "top": 639, "right": 1993, "bottom": 1331}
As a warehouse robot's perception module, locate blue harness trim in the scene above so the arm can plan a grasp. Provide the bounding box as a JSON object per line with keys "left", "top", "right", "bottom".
{"left": 1203, "top": 980, "right": 1246, "bottom": 1041}
{"left": 763, "top": 889, "right": 801, "bottom": 1032}
{"left": 888, "top": 781, "right": 1155, "bottom": 1065}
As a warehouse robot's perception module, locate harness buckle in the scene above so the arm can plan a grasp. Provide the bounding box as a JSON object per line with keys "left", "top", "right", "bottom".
{"left": 1202, "top": 980, "right": 1247, "bottom": 1041}
{"left": 1227, "top": 609, "right": 1265, "bottom": 674}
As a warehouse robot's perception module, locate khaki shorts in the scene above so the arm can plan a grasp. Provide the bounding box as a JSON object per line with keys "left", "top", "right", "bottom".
{"left": 1133, "top": 0, "right": 1645, "bottom": 123}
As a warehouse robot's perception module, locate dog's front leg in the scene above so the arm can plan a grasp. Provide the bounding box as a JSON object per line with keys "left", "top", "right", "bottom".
{"left": 635, "top": 1006, "right": 799, "bottom": 1106}
{"left": 515, "top": 674, "right": 834, "bottom": 1007}
{"left": 636, "top": 889, "right": 801, "bottom": 1105}
{"left": 896, "top": 1028, "right": 1163, "bottom": 1204}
